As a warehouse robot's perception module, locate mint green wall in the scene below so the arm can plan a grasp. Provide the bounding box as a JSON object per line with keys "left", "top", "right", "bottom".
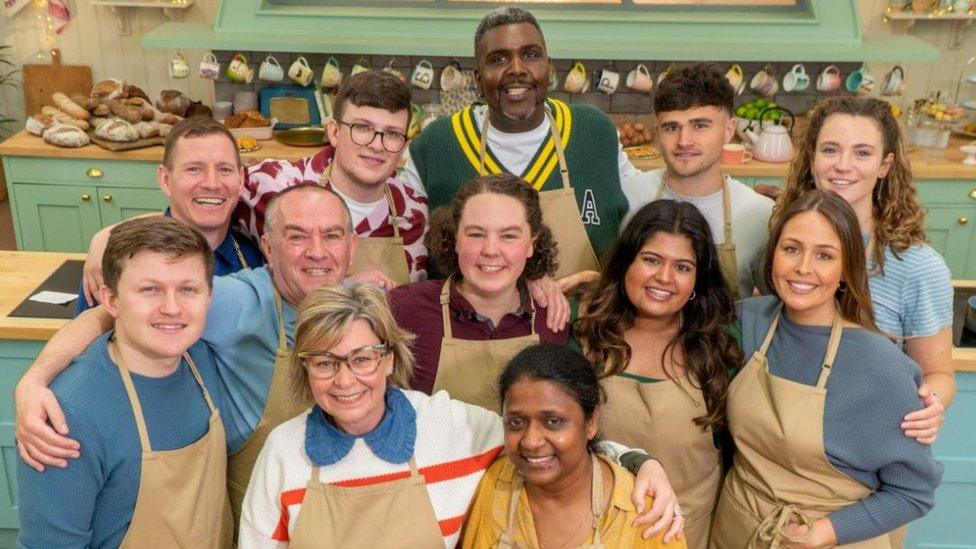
{"left": 142, "top": 0, "right": 936, "bottom": 61}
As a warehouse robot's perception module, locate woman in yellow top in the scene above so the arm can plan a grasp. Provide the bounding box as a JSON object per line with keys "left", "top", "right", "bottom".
{"left": 463, "top": 343, "right": 686, "bottom": 549}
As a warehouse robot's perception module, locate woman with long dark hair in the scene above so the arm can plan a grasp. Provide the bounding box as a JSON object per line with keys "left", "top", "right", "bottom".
{"left": 575, "top": 199, "right": 741, "bottom": 548}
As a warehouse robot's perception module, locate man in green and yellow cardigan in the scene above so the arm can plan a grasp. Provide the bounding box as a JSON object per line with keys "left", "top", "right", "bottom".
{"left": 402, "top": 6, "right": 638, "bottom": 273}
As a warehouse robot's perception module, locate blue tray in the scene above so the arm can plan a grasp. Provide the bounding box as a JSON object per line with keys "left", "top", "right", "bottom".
{"left": 259, "top": 85, "right": 320, "bottom": 129}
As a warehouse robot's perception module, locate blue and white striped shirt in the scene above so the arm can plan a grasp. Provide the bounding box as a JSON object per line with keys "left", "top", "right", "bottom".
{"left": 868, "top": 243, "right": 953, "bottom": 339}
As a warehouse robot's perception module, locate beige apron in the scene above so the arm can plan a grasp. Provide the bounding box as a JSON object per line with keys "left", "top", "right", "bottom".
{"left": 655, "top": 177, "right": 739, "bottom": 299}
{"left": 498, "top": 455, "right": 606, "bottom": 549}
{"left": 430, "top": 277, "right": 540, "bottom": 412}
{"left": 290, "top": 456, "right": 444, "bottom": 548}
{"left": 479, "top": 112, "right": 600, "bottom": 279}
{"left": 600, "top": 373, "right": 721, "bottom": 549}
{"left": 709, "top": 308, "right": 890, "bottom": 549}
{"left": 319, "top": 166, "right": 411, "bottom": 285}
{"left": 111, "top": 341, "right": 233, "bottom": 549}
{"left": 227, "top": 291, "right": 313, "bottom": 530}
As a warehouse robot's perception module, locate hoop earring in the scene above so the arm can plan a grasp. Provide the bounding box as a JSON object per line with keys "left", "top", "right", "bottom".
{"left": 838, "top": 280, "right": 848, "bottom": 292}
{"left": 688, "top": 290, "right": 697, "bottom": 301}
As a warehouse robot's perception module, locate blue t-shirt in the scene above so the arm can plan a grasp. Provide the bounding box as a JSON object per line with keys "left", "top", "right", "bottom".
{"left": 74, "top": 210, "right": 265, "bottom": 316}
{"left": 203, "top": 267, "right": 297, "bottom": 441}
{"left": 17, "top": 333, "right": 246, "bottom": 549}
{"left": 868, "top": 243, "right": 953, "bottom": 339}
{"left": 739, "top": 296, "right": 943, "bottom": 543}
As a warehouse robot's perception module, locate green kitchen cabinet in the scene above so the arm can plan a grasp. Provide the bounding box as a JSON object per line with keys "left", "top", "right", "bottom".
{"left": 924, "top": 206, "right": 974, "bottom": 278}
{"left": 2, "top": 155, "right": 165, "bottom": 253}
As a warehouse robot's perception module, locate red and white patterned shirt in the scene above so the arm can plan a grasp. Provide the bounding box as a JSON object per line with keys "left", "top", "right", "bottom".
{"left": 236, "top": 146, "right": 429, "bottom": 281}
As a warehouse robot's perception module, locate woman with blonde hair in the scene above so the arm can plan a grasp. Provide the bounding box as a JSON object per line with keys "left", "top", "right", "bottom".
{"left": 775, "top": 96, "right": 953, "bottom": 445}
{"left": 239, "top": 283, "right": 683, "bottom": 547}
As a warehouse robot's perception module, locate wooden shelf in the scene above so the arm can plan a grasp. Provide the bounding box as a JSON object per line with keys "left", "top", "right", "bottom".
{"left": 885, "top": 8, "right": 976, "bottom": 49}
{"left": 88, "top": 0, "right": 193, "bottom": 36}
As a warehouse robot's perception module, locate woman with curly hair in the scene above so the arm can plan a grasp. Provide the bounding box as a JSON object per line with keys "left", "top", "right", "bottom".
{"left": 775, "top": 97, "right": 953, "bottom": 446}
{"left": 575, "top": 199, "right": 741, "bottom": 548}
{"left": 388, "top": 173, "right": 566, "bottom": 411}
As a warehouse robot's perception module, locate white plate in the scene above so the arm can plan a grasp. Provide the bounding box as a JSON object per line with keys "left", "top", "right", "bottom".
{"left": 224, "top": 117, "right": 278, "bottom": 141}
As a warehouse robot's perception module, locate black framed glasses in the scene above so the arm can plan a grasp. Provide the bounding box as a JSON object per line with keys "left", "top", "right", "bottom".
{"left": 337, "top": 121, "right": 408, "bottom": 153}
{"left": 298, "top": 343, "right": 390, "bottom": 379}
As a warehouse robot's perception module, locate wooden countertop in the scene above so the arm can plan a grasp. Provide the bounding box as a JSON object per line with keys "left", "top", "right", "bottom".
{"left": 3, "top": 129, "right": 976, "bottom": 180}
{"left": 1, "top": 251, "right": 974, "bottom": 371}
{"left": 0, "top": 251, "right": 85, "bottom": 341}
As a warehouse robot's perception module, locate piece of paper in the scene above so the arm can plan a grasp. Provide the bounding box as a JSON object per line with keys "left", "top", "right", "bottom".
{"left": 29, "top": 290, "right": 78, "bottom": 305}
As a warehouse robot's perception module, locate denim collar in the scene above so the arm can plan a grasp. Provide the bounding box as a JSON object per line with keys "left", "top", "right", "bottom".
{"left": 305, "top": 388, "right": 416, "bottom": 466}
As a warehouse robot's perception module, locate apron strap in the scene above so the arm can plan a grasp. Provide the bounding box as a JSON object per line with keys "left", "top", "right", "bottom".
{"left": 815, "top": 308, "right": 845, "bottom": 389}
{"left": 754, "top": 503, "right": 814, "bottom": 548}
{"left": 273, "top": 290, "right": 288, "bottom": 349}
{"left": 439, "top": 277, "right": 454, "bottom": 338}
{"left": 589, "top": 455, "right": 604, "bottom": 545}
{"left": 721, "top": 179, "right": 733, "bottom": 245}
{"left": 111, "top": 338, "right": 154, "bottom": 452}
{"left": 183, "top": 352, "right": 219, "bottom": 415}
{"left": 500, "top": 471, "right": 526, "bottom": 545}
{"left": 478, "top": 107, "right": 571, "bottom": 190}
{"left": 757, "top": 309, "right": 782, "bottom": 356}
{"left": 407, "top": 456, "right": 422, "bottom": 479}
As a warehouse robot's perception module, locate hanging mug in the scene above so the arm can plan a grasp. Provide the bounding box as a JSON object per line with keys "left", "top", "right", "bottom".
{"left": 845, "top": 66, "right": 874, "bottom": 95}
{"left": 411, "top": 60, "right": 434, "bottom": 90}
{"left": 750, "top": 65, "right": 778, "bottom": 97}
{"left": 882, "top": 65, "right": 907, "bottom": 96}
{"left": 198, "top": 52, "right": 220, "bottom": 80}
{"left": 782, "top": 64, "right": 810, "bottom": 92}
{"left": 169, "top": 52, "right": 189, "bottom": 79}
{"left": 817, "top": 65, "right": 842, "bottom": 92}
{"left": 351, "top": 57, "right": 370, "bottom": 76}
{"left": 289, "top": 56, "right": 314, "bottom": 86}
{"left": 627, "top": 64, "right": 653, "bottom": 93}
{"left": 320, "top": 56, "right": 342, "bottom": 88}
{"left": 597, "top": 68, "right": 620, "bottom": 94}
{"left": 227, "top": 53, "right": 253, "bottom": 84}
{"left": 383, "top": 59, "right": 406, "bottom": 83}
{"left": 564, "top": 62, "right": 587, "bottom": 93}
{"left": 725, "top": 63, "right": 745, "bottom": 95}
{"left": 259, "top": 55, "right": 284, "bottom": 82}
{"left": 441, "top": 61, "right": 464, "bottom": 91}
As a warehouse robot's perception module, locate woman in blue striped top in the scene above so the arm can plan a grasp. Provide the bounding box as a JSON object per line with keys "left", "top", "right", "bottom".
{"left": 775, "top": 97, "right": 953, "bottom": 446}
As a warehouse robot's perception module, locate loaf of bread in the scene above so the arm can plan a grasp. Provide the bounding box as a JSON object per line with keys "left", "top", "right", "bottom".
{"left": 94, "top": 118, "right": 140, "bottom": 143}
{"left": 43, "top": 124, "right": 90, "bottom": 148}
{"left": 91, "top": 78, "right": 125, "bottom": 100}
{"left": 108, "top": 100, "right": 143, "bottom": 124}
{"left": 26, "top": 114, "right": 54, "bottom": 136}
{"left": 134, "top": 121, "right": 159, "bottom": 139}
{"left": 40, "top": 106, "right": 90, "bottom": 130}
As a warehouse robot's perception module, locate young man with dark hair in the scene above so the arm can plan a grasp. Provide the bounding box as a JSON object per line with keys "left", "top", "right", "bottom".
{"left": 76, "top": 116, "right": 265, "bottom": 314}
{"left": 18, "top": 216, "right": 245, "bottom": 548}
{"left": 622, "top": 62, "right": 774, "bottom": 298}
{"left": 240, "top": 69, "right": 428, "bottom": 283}
{"left": 404, "top": 6, "right": 637, "bottom": 280}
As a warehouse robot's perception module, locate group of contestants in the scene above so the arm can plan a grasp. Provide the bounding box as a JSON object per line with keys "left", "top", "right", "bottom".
{"left": 11, "top": 5, "right": 951, "bottom": 549}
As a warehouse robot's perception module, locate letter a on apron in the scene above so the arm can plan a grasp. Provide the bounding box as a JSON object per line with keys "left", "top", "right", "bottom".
{"left": 710, "top": 308, "right": 890, "bottom": 548}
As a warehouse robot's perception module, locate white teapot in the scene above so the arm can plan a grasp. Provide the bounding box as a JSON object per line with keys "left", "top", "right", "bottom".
{"left": 743, "top": 107, "right": 795, "bottom": 163}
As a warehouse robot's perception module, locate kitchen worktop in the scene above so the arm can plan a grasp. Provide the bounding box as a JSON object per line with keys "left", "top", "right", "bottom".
{"left": 0, "top": 252, "right": 86, "bottom": 341}
{"left": 1, "top": 251, "right": 974, "bottom": 370}
{"left": 3, "top": 130, "right": 976, "bottom": 180}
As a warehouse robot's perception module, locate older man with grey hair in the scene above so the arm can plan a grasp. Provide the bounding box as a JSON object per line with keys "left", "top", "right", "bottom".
{"left": 404, "top": 6, "right": 638, "bottom": 280}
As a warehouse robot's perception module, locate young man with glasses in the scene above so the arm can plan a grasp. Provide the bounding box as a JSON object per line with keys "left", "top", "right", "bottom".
{"left": 239, "top": 70, "right": 428, "bottom": 283}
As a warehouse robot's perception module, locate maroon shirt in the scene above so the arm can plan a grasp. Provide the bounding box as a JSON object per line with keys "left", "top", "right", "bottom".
{"left": 388, "top": 279, "right": 569, "bottom": 394}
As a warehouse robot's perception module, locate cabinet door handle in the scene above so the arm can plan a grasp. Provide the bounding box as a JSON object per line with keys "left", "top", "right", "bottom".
{"left": 971, "top": 188, "right": 976, "bottom": 199}
{"left": 81, "top": 193, "right": 91, "bottom": 202}
{"left": 102, "top": 194, "right": 113, "bottom": 203}
{"left": 86, "top": 167, "right": 103, "bottom": 178}
{"left": 960, "top": 216, "right": 970, "bottom": 225}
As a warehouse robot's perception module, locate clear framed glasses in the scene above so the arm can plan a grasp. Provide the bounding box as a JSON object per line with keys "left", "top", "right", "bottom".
{"left": 337, "top": 120, "right": 408, "bottom": 152}
{"left": 298, "top": 343, "right": 390, "bottom": 379}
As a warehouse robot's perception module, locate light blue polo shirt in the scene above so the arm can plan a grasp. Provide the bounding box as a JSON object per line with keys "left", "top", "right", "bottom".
{"left": 203, "top": 267, "right": 297, "bottom": 440}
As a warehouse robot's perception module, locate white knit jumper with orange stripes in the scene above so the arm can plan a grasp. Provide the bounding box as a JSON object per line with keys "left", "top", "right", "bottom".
{"left": 238, "top": 389, "right": 504, "bottom": 547}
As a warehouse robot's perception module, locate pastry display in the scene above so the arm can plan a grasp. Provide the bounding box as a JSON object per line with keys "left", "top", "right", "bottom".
{"left": 617, "top": 122, "right": 652, "bottom": 147}
{"left": 224, "top": 109, "right": 271, "bottom": 128}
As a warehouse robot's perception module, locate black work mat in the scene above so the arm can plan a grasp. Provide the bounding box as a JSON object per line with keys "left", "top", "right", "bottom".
{"left": 953, "top": 285, "right": 976, "bottom": 348}
{"left": 8, "top": 260, "right": 83, "bottom": 319}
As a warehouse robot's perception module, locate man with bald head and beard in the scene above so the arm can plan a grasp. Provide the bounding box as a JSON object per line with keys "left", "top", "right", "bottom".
{"left": 404, "top": 6, "right": 636, "bottom": 279}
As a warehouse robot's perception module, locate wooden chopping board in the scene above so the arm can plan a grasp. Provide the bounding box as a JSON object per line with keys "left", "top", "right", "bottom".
{"left": 22, "top": 49, "right": 92, "bottom": 115}
{"left": 87, "top": 131, "right": 164, "bottom": 152}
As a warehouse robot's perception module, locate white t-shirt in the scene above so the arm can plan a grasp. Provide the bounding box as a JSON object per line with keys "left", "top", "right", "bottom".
{"left": 401, "top": 104, "right": 639, "bottom": 194}
{"left": 621, "top": 168, "right": 774, "bottom": 297}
